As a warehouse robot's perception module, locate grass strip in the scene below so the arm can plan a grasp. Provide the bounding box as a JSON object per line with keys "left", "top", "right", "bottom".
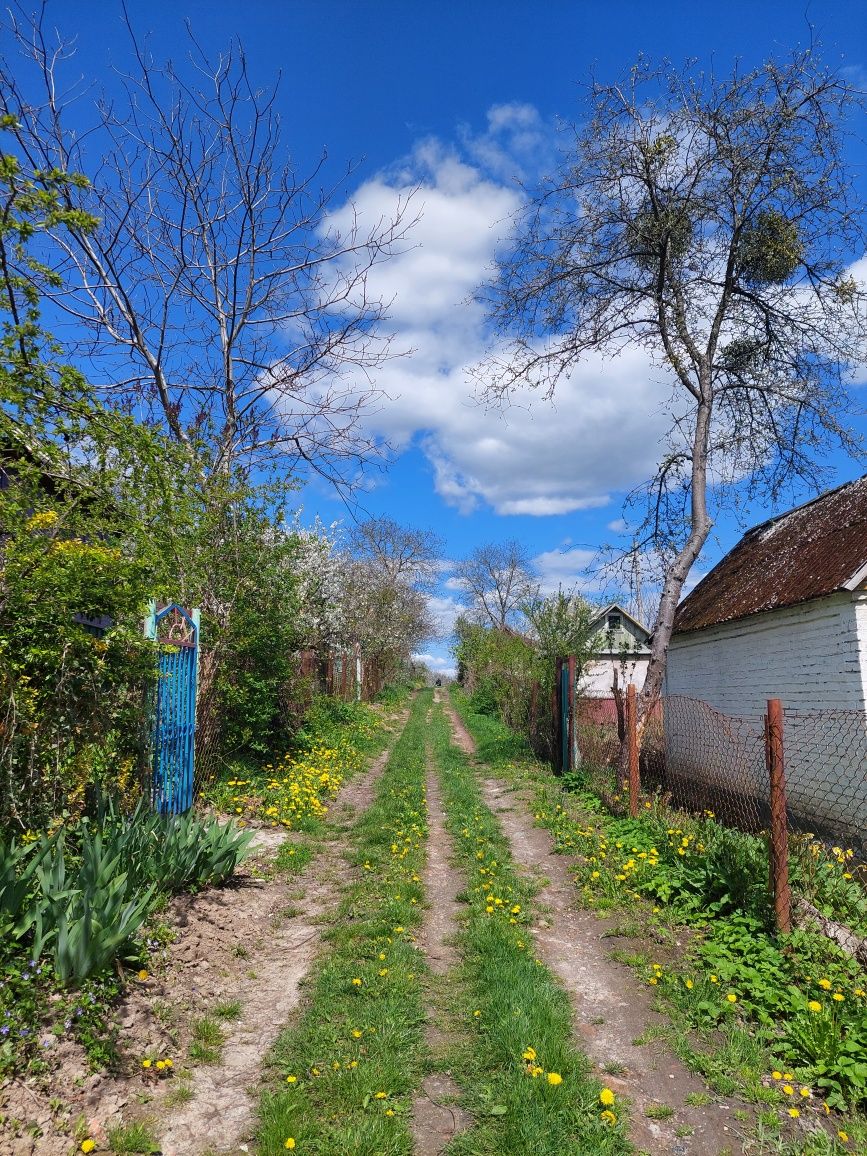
{"left": 257, "top": 692, "right": 429, "bottom": 1155}
{"left": 450, "top": 690, "right": 867, "bottom": 1155}
{"left": 429, "top": 700, "right": 632, "bottom": 1155}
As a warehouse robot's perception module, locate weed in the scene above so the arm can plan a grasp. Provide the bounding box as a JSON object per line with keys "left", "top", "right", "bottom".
{"left": 684, "top": 1092, "right": 713, "bottom": 1107}
{"left": 273, "top": 842, "right": 313, "bottom": 876}
{"left": 163, "top": 1083, "right": 194, "bottom": 1108}
{"left": 644, "top": 1103, "right": 674, "bottom": 1120}
{"left": 214, "top": 1000, "right": 242, "bottom": 1021}
{"left": 603, "top": 1061, "right": 628, "bottom": 1076}
{"left": 106, "top": 1121, "right": 160, "bottom": 1153}
{"left": 188, "top": 1017, "right": 225, "bottom": 1064}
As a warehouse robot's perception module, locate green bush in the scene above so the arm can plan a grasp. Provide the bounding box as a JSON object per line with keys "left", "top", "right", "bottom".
{"left": 0, "top": 803, "right": 251, "bottom": 985}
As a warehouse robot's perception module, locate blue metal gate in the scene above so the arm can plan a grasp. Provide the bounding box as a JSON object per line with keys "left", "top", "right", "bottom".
{"left": 146, "top": 603, "right": 199, "bottom": 814}
{"left": 560, "top": 661, "right": 571, "bottom": 772}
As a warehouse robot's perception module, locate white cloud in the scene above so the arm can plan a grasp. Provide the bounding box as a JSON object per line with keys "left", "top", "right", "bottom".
{"left": 412, "top": 651, "right": 455, "bottom": 675}
{"left": 607, "top": 518, "right": 629, "bottom": 533}
{"left": 427, "top": 593, "right": 464, "bottom": 637}
{"left": 533, "top": 546, "right": 600, "bottom": 596}
{"left": 323, "top": 116, "right": 673, "bottom": 517}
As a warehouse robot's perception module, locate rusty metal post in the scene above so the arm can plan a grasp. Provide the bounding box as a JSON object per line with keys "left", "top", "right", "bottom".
{"left": 766, "top": 698, "right": 792, "bottom": 934}
{"left": 627, "top": 683, "right": 639, "bottom": 817}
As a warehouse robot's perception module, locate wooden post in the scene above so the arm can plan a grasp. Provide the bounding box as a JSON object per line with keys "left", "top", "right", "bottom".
{"left": 627, "top": 683, "right": 639, "bottom": 817}
{"left": 766, "top": 698, "right": 792, "bottom": 935}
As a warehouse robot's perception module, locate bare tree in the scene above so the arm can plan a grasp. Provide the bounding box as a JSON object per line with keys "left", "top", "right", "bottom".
{"left": 454, "top": 540, "right": 539, "bottom": 631}
{"left": 347, "top": 516, "right": 444, "bottom": 592}
{"left": 477, "top": 52, "right": 867, "bottom": 734}
{"left": 0, "top": 5, "right": 416, "bottom": 487}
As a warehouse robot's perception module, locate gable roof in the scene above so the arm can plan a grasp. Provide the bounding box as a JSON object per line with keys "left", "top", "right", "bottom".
{"left": 590, "top": 603, "right": 652, "bottom": 642}
{"left": 674, "top": 475, "right": 867, "bottom": 635}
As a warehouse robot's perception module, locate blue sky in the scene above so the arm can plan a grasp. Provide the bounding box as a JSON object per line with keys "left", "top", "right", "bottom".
{"left": 32, "top": 1, "right": 867, "bottom": 672}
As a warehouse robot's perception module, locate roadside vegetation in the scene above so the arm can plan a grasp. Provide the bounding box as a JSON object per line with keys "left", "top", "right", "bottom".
{"left": 452, "top": 688, "right": 867, "bottom": 1153}
{"left": 429, "top": 702, "right": 631, "bottom": 1155}
{"left": 258, "top": 692, "right": 429, "bottom": 1154}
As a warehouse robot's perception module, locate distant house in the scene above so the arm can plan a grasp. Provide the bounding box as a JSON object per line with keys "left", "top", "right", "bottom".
{"left": 581, "top": 603, "right": 651, "bottom": 700}
{"left": 666, "top": 475, "right": 867, "bottom": 713}
{"left": 664, "top": 475, "right": 867, "bottom": 846}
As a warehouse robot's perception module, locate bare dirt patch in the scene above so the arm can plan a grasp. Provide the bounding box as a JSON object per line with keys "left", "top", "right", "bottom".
{"left": 442, "top": 698, "right": 748, "bottom": 1156}
{"left": 1, "top": 711, "right": 407, "bottom": 1156}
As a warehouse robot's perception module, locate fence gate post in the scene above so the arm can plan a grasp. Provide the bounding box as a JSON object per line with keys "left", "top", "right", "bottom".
{"left": 765, "top": 698, "right": 792, "bottom": 935}
{"left": 553, "top": 658, "right": 563, "bottom": 774}
{"left": 567, "top": 655, "right": 577, "bottom": 773}
{"left": 627, "top": 683, "right": 639, "bottom": 817}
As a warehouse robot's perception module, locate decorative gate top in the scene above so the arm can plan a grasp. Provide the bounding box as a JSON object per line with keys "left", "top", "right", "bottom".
{"left": 155, "top": 604, "right": 197, "bottom": 647}
{"left": 146, "top": 602, "right": 200, "bottom": 814}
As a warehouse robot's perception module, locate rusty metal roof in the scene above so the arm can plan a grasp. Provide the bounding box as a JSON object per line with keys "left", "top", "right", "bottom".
{"left": 673, "top": 475, "right": 867, "bottom": 635}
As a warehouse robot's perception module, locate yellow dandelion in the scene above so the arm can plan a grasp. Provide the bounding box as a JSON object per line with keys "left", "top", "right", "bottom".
{"left": 547, "top": 1072, "right": 563, "bottom": 1086}
{"left": 600, "top": 1087, "right": 616, "bottom": 1106}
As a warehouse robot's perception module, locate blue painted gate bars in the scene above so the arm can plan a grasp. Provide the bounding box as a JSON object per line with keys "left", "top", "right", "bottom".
{"left": 145, "top": 602, "right": 200, "bottom": 814}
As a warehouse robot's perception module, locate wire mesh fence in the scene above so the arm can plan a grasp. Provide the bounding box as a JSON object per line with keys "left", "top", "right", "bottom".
{"left": 575, "top": 691, "right": 867, "bottom": 861}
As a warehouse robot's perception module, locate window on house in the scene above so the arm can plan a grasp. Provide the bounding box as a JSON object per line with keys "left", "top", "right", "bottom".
{"left": 607, "top": 613, "right": 621, "bottom": 631}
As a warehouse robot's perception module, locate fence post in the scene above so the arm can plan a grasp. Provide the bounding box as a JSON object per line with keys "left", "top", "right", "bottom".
{"left": 553, "top": 657, "right": 563, "bottom": 774}
{"left": 627, "top": 683, "right": 639, "bottom": 817}
{"left": 567, "top": 655, "right": 577, "bottom": 773}
{"left": 765, "top": 698, "right": 792, "bottom": 935}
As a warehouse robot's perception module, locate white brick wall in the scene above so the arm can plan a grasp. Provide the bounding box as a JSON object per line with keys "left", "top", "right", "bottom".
{"left": 665, "top": 592, "right": 865, "bottom": 714}
{"left": 664, "top": 592, "right": 867, "bottom": 845}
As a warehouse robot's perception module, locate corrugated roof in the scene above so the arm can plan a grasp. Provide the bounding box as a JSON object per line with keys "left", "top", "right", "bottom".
{"left": 673, "top": 475, "right": 867, "bottom": 634}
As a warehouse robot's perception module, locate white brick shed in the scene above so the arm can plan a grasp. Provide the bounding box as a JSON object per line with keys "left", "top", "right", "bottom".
{"left": 664, "top": 476, "right": 867, "bottom": 843}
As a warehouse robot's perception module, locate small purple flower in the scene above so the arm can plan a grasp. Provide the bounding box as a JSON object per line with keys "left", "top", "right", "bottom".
{"left": 1, "top": 1026, "right": 10, "bottom": 1036}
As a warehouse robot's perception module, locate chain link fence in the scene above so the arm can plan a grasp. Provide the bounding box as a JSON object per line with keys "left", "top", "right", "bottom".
{"left": 576, "top": 692, "right": 867, "bottom": 860}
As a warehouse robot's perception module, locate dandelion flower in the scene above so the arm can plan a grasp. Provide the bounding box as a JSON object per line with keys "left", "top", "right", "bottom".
{"left": 352, "top": 978, "right": 362, "bottom": 986}
{"left": 137, "top": 969, "right": 149, "bottom": 981}
{"left": 808, "top": 1001, "right": 822, "bottom": 1013}
{"left": 142, "top": 1059, "right": 152, "bottom": 1069}
{"left": 782, "top": 1084, "right": 794, "bottom": 1095}
{"left": 522, "top": 1047, "right": 537, "bottom": 1061}
{"left": 284, "top": 1141, "right": 296, "bottom": 1151}
{"left": 600, "top": 1087, "right": 616, "bottom": 1106}
{"left": 81, "top": 1143, "right": 96, "bottom": 1154}
{"left": 375, "top": 1091, "right": 388, "bottom": 1099}
{"left": 799, "top": 1087, "right": 810, "bottom": 1098}
{"left": 600, "top": 1109, "right": 617, "bottom": 1125}
{"left": 547, "top": 1072, "right": 563, "bottom": 1086}
{"left": 352, "top": 1030, "right": 363, "bottom": 1039}
{"left": 286, "top": 1075, "right": 297, "bottom": 1084}
{"left": 838, "top": 1131, "right": 849, "bottom": 1143}
{"left": 772, "top": 1071, "right": 782, "bottom": 1080}
{"left": 726, "top": 993, "right": 737, "bottom": 1003}
{"left": 788, "top": 1107, "right": 800, "bottom": 1118}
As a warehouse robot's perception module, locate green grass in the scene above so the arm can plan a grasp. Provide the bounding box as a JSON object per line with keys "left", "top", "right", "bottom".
{"left": 188, "top": 1016, "right": 225, "bottom": 1064}
{"left": 257, "top": 691, "right": 430, "bottom": 1155}
{"left": 450, "top": 690, "right": 867, "bottom": 1153}
{"left": 214, "top": 999, "right": 243, "bottom": 1021}
{"left": 644, "top": 1103, "right": 674, "bottom": 1120}
{"left": 274, "top": 841, "right": 313, "bottom": 875}
{"left": 429, "top": 702, "right": 630, "bottom": 1155}
{"left": 106, "top": 1121, "right": 160, "bottom": 1153}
